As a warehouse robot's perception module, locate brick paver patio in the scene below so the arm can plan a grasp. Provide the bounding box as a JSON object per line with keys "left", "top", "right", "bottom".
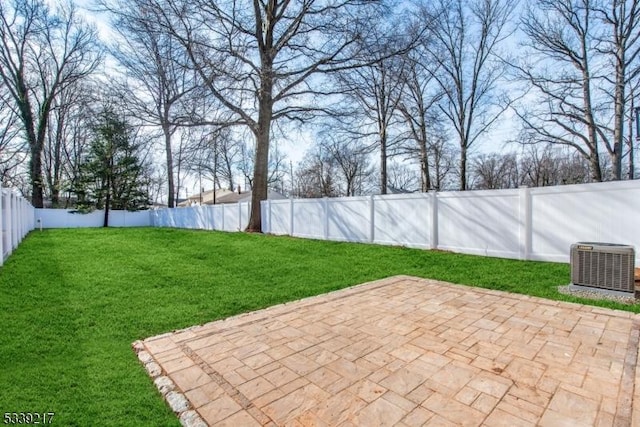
{"left": 134, "top": 276, "right": 640, "bottom": 426}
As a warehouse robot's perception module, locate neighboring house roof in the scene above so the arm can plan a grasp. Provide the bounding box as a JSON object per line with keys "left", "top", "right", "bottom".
{"left": 177, "top": 189, "right": 233, "bottom": 207}
{"left": 215, "top": 189, "right": 287, "bottom": 204}
{"left": 177, "top": 188, "right": 287, "bottom": 206}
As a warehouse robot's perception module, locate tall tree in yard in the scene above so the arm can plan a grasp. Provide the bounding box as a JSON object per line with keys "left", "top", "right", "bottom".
{"left": 0, "top": 109, "right": 24, "bottom": 186}
{"left": 130, "top": 0, "right": 397, "bottom": 231}
{"left": 0, "top": 0, "right": 101, "bottom": 207}
{"left": 422, "top": 0, "right": 516, "bottom": 190}
{"left": 514, "top": 0, "right": 640, "bottom": 182}
{"left": 103, "top": 0, "right": 196, "bottom": 208}
{"left": 397, "top": 52, "right": 444, "bottom": 192}
{"left": 594, "top": 0, "right": 640, "bottom": 180}
{"left": 44, "top": 83, "right": 97, "bottom": 207}
{"left": 75, "top": 109, "right": 149, "bottom": 227}
{"left": 337, "top": 46, "right": 407, "bottom": 195}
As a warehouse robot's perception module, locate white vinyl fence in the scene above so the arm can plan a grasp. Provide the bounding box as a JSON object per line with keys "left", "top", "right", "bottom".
{"left": 261, "top": 180, "right": 640, "bottom": 264}
{"left": 151, "top": 202, "right": 251, "bottom": 231}
{"left": 35, "top": 209, "right": 152, "bottom": 228}
{"left": 31, "top": 180, "right": 640, "bottom": 265}
{"left": 1, "top": 187, "right": 35, "bottom": 266}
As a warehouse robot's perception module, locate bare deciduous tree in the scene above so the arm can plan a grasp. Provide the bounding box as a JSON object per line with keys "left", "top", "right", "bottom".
{"left": 387, "top": 161, "right": 420, "bottom": 192}
{"left": 134, "top": 0, "right": 398, "bottom": 230}
{"left": 423, "top": 0, "right": 516, "bottom": 190}
{"left": 187, "top": 127, "right": 244, "bottom": 198}
{"left": 397, "top": 62, "right": 442, "bottom": 191}
{"left": 0, "top": 0, "right": 101, "bottom": 206}
{"left": 470, "top": 152, "right": 519, "bottom": 189}
{"left": 514, "top": 0, "right": 640, "bottom": 182}
{"left": 0, "top": 108, "right": 24, "bottom": 186}
{"left": 43, "top": 83, "right": 97, "bottom": 207}
{"left": 104, "top": 0, "right": 198, "bottom": 207}
{"left": 518, "top": 145, "right": 591, "bottom": 187}
{"left": 320, "top": 136, "right": 374, "bottom": 197}
{"left": 337, "top": 35, "right": 407, "bottom": 194}
{"left": 594, "top": 0, "right": 640, "bottom": 179}
{"left": 294, "top": 147, "right": 339, "bottom": 198}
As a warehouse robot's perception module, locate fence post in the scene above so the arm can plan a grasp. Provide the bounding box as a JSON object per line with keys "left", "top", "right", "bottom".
{"left": 519, "top": 186, "right": 532, "bottom": 260}
{"left": 16, "top": 196, "right": 21, "bottom": 241}
{"left": 16, "top": 198, "right": 20, "bottom": 239}
{"left": 323, "top": 198, "right": 329, "bottom": 240}
{"left": 20, "top": 199, "right": 25, "bottom": 237}
{"left": 289, "top": 198, "right": 294, "bottom": 236}
{"left": 221, "top": 204, "right": 225, "bottom": 231}
{"left": 7, "top": 192, "right": 13, "bottom": 256}
{"left": 19, "top": 198, "right": 24, "bottom": 239}
{"left": 369, "top": 195, "right": 375, "bottom": 243}
{"left": 430, "top": 192, "right": 439, "bottom": 250}
{"left": 238, "top": 202, "right": 242, "bottom": 231}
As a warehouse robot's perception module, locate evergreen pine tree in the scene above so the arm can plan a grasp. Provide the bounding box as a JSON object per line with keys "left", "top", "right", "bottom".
{"left": 74, "top": 108, "right": 149, "bottom": 226}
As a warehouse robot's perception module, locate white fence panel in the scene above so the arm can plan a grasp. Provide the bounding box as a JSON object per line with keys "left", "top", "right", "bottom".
{"left": 327, "top": 197, "right": 370, "bottom": 243}
{"left": 91, "top": 180, "right": 640, "bottom": 264}
{"left": 107, "top": 210, "right": 151, "bottom": 227}
{"left": 222, "top": 203, "right": 241, "bottom": 231}
{"left": 210, "top": 205, "right": 223, "bottom": 230}
{"left": 268, "top": 200, "right": 291, "bottom": 235}
{"left": 151, "top": 204, "right": 248, "bottom": 231}
{"left": 191, "top": 206, "right": 210, "bottom": 229}
{"left": 151, "top": 209, "right": 169, "bottom": 227}
{"left": 36, "top": 209, "right": 152, "bottom": 228}
{"left": 530, "top": 181, "right": 640, "bottom": 263}
{"left": 437, "top": 189, "right": 521, "bottom": 259}
{"left": 37, "top": 209, "right": 103, "bottom": 227}
{"left": 1, "top": 190, "right": 10, "bottom": 260}
{"left": 292, "top": 199, "right": 325, "bottom": 239}
{"left": 374, "top": 193, "right": 432, "bottom": 249}
{"left": 1, "top": 187, "right": 35, "bottom": 265}
{"left": 203, "top": 206, "right": 215, "bottom": 230}
{"left": 239, "top": 202, "right": 250, "bottom": 230}
{"left": 176, "top": 207, "right": 197, "bottom": 229}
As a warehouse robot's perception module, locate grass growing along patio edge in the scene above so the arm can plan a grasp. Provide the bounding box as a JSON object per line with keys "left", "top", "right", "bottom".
{"left": 0, "top": 227, "right": 636, "bottom": 426}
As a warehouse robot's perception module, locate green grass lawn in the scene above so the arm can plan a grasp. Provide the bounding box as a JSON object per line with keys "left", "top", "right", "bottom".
{"left": 0, "top": 227, "right": 636, "bottom": 425}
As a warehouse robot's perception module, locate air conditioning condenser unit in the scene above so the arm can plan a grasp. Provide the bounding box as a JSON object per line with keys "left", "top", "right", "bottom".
{"left": 570, "top": 242, "right": 635, "bottom": 293}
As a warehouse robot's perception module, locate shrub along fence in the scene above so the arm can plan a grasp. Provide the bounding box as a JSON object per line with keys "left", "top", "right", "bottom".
{"left": 1, "top": 187, "right": 35, "bottom": 266}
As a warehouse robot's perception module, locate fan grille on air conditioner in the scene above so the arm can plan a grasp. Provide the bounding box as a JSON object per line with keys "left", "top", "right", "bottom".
{"left": 570, "top": 243, "right": 635, "bottom": 293}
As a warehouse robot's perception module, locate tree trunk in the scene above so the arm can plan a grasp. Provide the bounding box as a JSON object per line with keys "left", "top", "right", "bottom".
{"left": 246, "top": 82, "right": 273, "bottom": 232}
{"left": 380, "top": 127, "right": 387, "bottom": 195}
{"left": 629, "top": 91, "right": 635, "bottom": 179}
{"left": 247, "top": 126, "right": 270, "bottom": 232}
{"left": 419, "top": 116, "right": 431, "bottom": 192}
{"left": 104, "top": 182, "right": 111, "bottom": 228}
{"left": 19, "top": 94, "right": 45, "bottom": 207}
{"left": 163, "top": 125, "right": 175, "bottom": 207}
{"left": 613, "top": 59, "right": 625, "bottom": 180}
{"left": 590, "top": 152, "right": 602, "bottom": 182}
{"left": 29, "top": 111, "right": 57, "bottom": 206}
{"left": 29, "top": 142, "right": 44, "bottom": 207}
{"left": 50, "top": 107, "right": 65, "bottom": 208}
{"left": 460, "top": 145, "right": 467, "bottom": 191}
{"left": 580, "top": 30, "right": 603, "bottom": 183}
